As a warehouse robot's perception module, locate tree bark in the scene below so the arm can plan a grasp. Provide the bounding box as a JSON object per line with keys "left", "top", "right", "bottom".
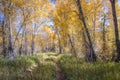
{"left": 110, "top": 0, "right": 120, "bottom": 62}
{"left": 2, "top": 20, "right": 7, "bottom": 57}
{"left": 77, "top": 0, "right": 97, "bottom": 61}
{"left": 56, "top": 27, "right": 62, "bottom": 54}
{"left": 102, "top": 15, "right": 106, "bottom": 53}
{"left": 68, "top": 34, "right": 77, "bottom": 57}
{"left": 19, "top": 29, "right": 25, "bottom": 55}
{"left": 24, "top": 25, "right": 28, "bottom": 55}
{"left": 8, "top": 3, "right": 14, "bottom": 58}
{"left": 31, "top": 24, "right": 36, "bottom": 55}
{"left": 82, "top": 30, "right": 90, "bottom": 61}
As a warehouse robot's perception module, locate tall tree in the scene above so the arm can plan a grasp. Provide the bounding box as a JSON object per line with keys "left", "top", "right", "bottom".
{"left": 102, "top": 15, "right": 106, "bottom": 54}
{"left": 77, "top": 0, "right": 97, "bottom": 61}
{"left": 110, "top": 0, "right": 120, "bottom": 61}
{"left": 1, "top": 20, "right": 7, "bottom": 57}
{"left": 7, "top": 2, "right": 14, "bottom": 58}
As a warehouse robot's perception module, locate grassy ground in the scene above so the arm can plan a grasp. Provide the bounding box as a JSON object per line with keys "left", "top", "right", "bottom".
{"left": 0, "top": 53, "right": 57, "bottom": 80}
{"left": 60, "top": 55, "right": 120, "bottom": 80}
{"left": 0, "top": 53, "right": 120, "bottom": 80}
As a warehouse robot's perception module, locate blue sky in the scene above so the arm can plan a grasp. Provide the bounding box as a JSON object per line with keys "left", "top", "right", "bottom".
{"left": 0, "top": 12, "right": 4, "bottom": 21}
{"left": 119, "top": 0, "right": 120, "bottom": 6}
{"left": 50, "top": 0, "right": 54, "bottom": 2}
{"left": 49, "top": 0, "right": 54, "bottom": 3}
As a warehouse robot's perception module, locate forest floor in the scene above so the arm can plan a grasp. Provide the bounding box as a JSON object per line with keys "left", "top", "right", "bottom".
{"left": 0, "top": 53, "right": 120, "bottom": 80}
{"left": 55, "top": 57, "right": 66, "bottom": 80}
{"left": 38, "top": 53, "right": 67, "bottom": 80}
{"left": 26, "top": 53, "right": 67, "bottom": 80}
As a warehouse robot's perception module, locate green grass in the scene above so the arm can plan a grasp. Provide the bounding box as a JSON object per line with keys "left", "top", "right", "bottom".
{"left": 60, "top": 55, "right": 120, "bottom": 80}
{"left": 0, "top": 53, "right": 120, "bottom": 80}
{"left": 0, "top": 55, "right": 56, "bottom": 80}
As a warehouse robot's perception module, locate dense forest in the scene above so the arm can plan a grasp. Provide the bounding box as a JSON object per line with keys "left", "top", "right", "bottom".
{"left": 0, "top": 0, "right": 120, "bottom": 80}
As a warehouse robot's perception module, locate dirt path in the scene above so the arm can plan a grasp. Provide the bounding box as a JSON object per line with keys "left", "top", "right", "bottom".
{"left": 40, "top": 53, "right": 67, "bottom": 80}
{"left": 55, "top": 57, "right": 67, "bottom": 80}
{"left": 26, "top": 53, "right": 67, "bottom": 80}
